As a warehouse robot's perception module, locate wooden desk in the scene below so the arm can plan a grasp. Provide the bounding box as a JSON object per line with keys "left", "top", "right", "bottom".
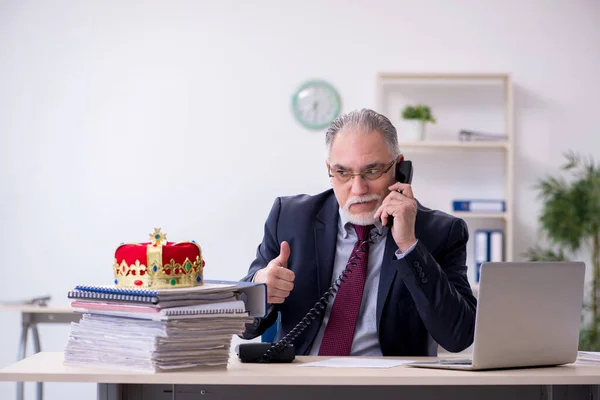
{"left": 1, "top": 352, "right": 599, "bottom": 400}
{"left": 0, "top": 305, "right": 80, "bottom": 400}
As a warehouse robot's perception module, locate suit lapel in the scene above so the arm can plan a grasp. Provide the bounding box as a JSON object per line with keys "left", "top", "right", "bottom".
{"left": 376, "top": 229, "right": 399, "bottom": 326}
{"left": 314, "top": 193, "right": 339, "bottom": 296}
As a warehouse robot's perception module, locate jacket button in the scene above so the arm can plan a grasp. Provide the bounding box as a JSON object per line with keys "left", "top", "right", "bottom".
{"left": 413, "top": 261, "right": 420, "bottom": 268}
{"left": 416, "top": 266, "right": 423, "bottom": 273}
{"left": 419, "top": 272, "right": 425, "bottom": 278}
{"left": 421, "top": 278, "right": 428, "bottom": 284}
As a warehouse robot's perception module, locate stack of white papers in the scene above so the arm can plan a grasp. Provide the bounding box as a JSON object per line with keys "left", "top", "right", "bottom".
{"left": 577, "top": 351, "right": 600, "bottom": 365}
{"left": 64, "top": 283, "right": 254, "bottom": 372}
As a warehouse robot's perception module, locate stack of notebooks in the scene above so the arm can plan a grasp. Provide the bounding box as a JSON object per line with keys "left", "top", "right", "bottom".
{"left": 64, "top": 281, "right": 262, "bottom": 372}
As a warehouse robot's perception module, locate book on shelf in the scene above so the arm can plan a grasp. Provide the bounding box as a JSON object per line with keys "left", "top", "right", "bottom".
{"left": 453, "top": 199, "right": 506, "bottom": 213}
{"left": 458, "top": 130, "right": 508, "bottom": 142}
{"left": 474, "top": 229, "right": 504, "bottom": 282}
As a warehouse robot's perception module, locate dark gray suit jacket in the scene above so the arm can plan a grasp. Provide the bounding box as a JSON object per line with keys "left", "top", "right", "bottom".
{"left": 241, "top": 189, "right": 477, "bottom": 356}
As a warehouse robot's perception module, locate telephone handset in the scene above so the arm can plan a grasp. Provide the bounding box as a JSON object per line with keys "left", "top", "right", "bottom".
{"left": 386, "top": 160, "right": 413, "bottom": 228}
{"left": 396, "top": 159, "right": 413, "bottom": 186}
{"left": 237, "top": 160, "right": 414, "bottom": 363}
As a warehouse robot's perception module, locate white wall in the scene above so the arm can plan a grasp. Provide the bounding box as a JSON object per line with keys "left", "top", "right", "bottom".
{"left": 1, "top": 0, "right": 599, "bottom": 398}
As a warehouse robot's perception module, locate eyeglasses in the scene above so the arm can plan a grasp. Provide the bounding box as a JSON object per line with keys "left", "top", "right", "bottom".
{"left": 328, "top": 160, "right": 395, "bottom": 184}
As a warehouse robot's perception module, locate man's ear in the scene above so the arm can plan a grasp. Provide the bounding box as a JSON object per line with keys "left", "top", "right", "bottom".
{"left": 396, "top": 154, "right": 405, "bottom": 163}
{"left": 326, "top": 162, "right": 333, "bottom": 186}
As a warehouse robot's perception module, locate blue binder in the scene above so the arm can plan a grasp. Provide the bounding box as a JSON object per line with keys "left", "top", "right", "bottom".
{"left": 474, "top": 229, "right": 504, "bottom": 282}
{"left": 453, "top": 200, "right": 506, "bottom": 212}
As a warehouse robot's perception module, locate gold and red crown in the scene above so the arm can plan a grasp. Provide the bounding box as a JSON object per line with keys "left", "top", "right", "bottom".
{"left": 113, "top": 228, "right": 205, "bottom": 289}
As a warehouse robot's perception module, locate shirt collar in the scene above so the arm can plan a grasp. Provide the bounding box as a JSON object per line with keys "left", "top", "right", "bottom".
{"left": 338, "top": 208, "right": 387, "bottom": 242}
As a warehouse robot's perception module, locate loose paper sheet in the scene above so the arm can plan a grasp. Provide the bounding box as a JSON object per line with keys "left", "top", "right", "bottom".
{"left": 577, "top": 351, "right": 600, "bottom": 365}
{"left": 298, "top": 358, "right": 413, "bottom": 368}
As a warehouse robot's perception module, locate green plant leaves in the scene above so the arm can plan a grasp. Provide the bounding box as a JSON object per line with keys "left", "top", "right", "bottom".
{"left": 526, "top": 150, "right": 600, "bottom": 350}
{"left": 401, "top": 104, "right": 436, "bottom": 123}
{"left": 536, "top": 152, "right": 600, "bottom": 252}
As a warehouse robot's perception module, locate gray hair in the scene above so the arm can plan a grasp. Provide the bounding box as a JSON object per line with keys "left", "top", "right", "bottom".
{"left": 325, "top": 108, "right": 401, "bottom": 161}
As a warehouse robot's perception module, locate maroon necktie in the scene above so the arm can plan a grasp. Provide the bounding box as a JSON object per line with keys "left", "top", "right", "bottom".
{"left": 319, "top": 224, "right": 373, "bottom": 356}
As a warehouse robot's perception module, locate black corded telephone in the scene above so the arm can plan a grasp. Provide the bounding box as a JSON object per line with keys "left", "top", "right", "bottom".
{"left": 238, "top": 160, "right": 414, "bottom": 363}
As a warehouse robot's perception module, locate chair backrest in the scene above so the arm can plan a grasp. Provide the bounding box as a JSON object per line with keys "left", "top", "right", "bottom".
{"left": 261, "top": 311, "right": 281, "bottom": 343}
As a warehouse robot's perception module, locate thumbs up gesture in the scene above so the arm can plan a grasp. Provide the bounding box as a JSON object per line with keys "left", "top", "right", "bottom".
{"left": 254, "top": 241, "right": 295, "bottom": 304}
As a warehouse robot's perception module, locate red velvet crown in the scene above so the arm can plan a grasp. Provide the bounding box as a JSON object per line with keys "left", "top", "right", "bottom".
{"left": 113, "top": 228, "right": 205, "bottom": 289}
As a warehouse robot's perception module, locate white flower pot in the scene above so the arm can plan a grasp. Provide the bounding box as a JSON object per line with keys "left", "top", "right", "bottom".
{"left": 405, "top": 120, "right": 426, "bottom": 141}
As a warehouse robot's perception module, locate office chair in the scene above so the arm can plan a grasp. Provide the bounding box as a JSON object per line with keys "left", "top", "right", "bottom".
{"left": 261, "top": 311, "right": 281, "bottom": 343}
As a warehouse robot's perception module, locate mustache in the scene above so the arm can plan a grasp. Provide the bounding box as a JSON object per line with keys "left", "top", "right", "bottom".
{"left": 345, "top": 194, "right": 382, "bottom": 208}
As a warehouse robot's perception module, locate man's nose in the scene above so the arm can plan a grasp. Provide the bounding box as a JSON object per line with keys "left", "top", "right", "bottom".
{"left": 350, "top": 175, "right": 369, "bottom": 195}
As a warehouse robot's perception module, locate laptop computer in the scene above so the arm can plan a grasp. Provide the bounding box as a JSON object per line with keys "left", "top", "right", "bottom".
{"left": 408, "top": 261, "right": 585, "bottom": 370}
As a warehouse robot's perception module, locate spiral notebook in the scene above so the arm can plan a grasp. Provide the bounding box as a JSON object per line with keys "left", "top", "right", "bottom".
{"left": 68, "top": 280, "right": 268, "bottom": 317}
{"left": 69, "top": 281, "right": 240, "bottom": 304}
{"left": 74, "top": 281, "right": 238, "bottom": 297}
{"left": 72, "top": 300, "right": 248, "bottom": 321}
{"left": 68, "top": 290, "right": 159, "bottom": 304}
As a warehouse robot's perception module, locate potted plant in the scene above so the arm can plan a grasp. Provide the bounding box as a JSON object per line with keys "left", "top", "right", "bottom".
{"left": 524, "top": 151, "right": 600, "bottom": 350}
{"left": 401, "top": 104, "right": 436, "bottom": 140}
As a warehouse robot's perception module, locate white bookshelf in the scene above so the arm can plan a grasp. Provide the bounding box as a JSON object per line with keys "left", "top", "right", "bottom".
{"left": 376, "top": 72, "right": 514, "bottom": 284}
{"left": 397, "top": 140, "right": 510, "bottom": 150}
{"left": 452, "top": 212, "right": 508, "bottom": 221}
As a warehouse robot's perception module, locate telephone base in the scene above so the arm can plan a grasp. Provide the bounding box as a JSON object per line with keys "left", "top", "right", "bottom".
{"left": 237, "top": 343, "right": 296, "bottom": 363}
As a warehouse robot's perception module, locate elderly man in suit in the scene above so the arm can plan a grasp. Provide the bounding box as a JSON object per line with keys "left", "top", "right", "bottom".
{"left": 241, "top": 108, "right": 476, "bottom": 356}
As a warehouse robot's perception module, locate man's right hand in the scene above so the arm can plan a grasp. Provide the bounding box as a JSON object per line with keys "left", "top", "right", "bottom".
{"left": 253, "top": 241, "right": 295, "bottom": 304}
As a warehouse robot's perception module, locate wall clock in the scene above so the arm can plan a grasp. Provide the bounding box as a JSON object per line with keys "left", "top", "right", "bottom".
{"left": 291, "top": 79, "right": 341, "bottom": 130}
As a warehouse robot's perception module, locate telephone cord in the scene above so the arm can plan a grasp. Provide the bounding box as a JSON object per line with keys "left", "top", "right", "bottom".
{"left": 257, "top": 240, "right": 369, "bottom": 363}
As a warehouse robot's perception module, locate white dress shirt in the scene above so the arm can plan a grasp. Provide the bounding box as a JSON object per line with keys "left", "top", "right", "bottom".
{"left": 308, "top": 210, "right": 417, "bottom": 356}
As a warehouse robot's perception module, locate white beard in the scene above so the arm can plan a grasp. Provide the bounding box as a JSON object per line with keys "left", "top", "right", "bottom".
{"left": 340, "top": 194, "right": 382, "bottom": 226}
